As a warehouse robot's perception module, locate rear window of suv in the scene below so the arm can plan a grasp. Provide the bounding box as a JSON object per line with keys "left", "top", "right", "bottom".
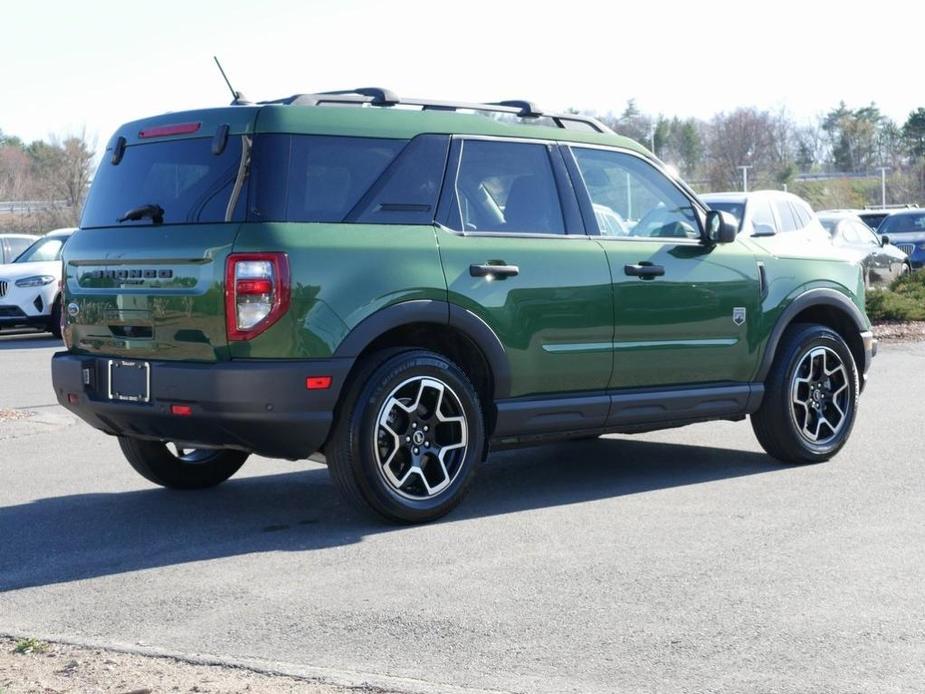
{"left": 82, "top": 137, "right": 247, "bottom": 228}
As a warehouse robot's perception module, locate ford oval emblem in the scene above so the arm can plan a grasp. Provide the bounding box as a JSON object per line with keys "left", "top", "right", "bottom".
{"left": 67, "top": 303, "right": 80, "bottom": 317}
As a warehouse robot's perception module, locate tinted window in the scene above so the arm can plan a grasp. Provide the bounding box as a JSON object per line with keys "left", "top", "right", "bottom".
{"left": 773, "top": 199, "right": 798, "bottom": 232}
{"left": 15, "top": 237, "right": 65, "bottom": 263}
{"left": 451, "top": 140, "right": 565, "bottom": 235}
{"left": 819, "top": 218, "right": 837, "bottom": 233}
{"left": 249, "top": 135, "right": 405, "bottom": 223}
{"left": 82, "top": 137, "right": 246, "bottom": 227}
{"left": 878, "top": 212, "right": 925, "bottom": 234}
{"left": 350, "top": 135, "right": 449, "bottom": 225}
{"left": 573, "top": 148, "right": 699, "bottom": 239}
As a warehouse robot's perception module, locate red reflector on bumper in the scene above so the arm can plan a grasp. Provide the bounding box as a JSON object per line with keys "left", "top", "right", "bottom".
{"left": 170, "top": 404, "right": 193, "bottom": 416}
{"left": 67, "top": 393, "right": 79, "bottom": 404}
{"left": 306, "top": 376, "right": 332, "bottom": 390}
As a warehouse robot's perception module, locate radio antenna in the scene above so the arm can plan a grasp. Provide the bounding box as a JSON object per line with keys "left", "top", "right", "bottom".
{"left": 213, "top": 56, "right": 250, "bottom": 105}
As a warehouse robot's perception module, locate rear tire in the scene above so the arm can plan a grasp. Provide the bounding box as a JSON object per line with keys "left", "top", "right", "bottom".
{"left": 118, "top": 437, "right": 248, "bottom": 489}
{"left": 751, "top": 324, "right": 859, "bottom": 464}
{"left": 326, "top": 349, "right": 485, "bottom": 523}
{"left": 48, "top": 296, "right": 62, "bottom": 339}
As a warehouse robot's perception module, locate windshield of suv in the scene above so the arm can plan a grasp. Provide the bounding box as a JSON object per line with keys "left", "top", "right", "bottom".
{"left": 81, "top": 136, "right": 246, "bottom": 228}
{"left": 878, "top": 212, "right": 925, "bottom": 235}
{"left": 15, "top": 236, "right": 65, "bottom": 263}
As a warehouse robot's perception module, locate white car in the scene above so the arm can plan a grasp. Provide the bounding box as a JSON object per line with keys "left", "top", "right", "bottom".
{"left": 0, "top": 228, "right": 76, "bottom": 337}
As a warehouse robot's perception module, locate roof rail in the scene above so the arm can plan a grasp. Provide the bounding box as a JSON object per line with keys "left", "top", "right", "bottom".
{"left": 258, "top": 88, "right": 612, "bottom": 134}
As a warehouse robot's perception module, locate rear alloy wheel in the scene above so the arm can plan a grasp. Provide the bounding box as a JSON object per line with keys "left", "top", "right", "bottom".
{"left": 326, "top": 350, "right": 484, "bottom": 523}
{"left": 752, "top": 324, "right": 859, "bottom": 463}
{"left": 118, "top": 437, "right": 248, "bottom": 489}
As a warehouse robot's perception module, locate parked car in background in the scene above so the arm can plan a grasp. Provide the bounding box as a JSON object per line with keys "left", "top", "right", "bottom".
{"left": 817, "top": 212, "right": 910, "bottom": 286}
{"left": 874, "top": 209, "right": 925, "bottom": 268}
{"left": 860, "top": 205, "right": 918, "bottom": 231}
{"left": 0, "top": 233, "right": 35, "bottom": 264}
{"left": 0, "top": 228, "right": 76, "bottom": 336}
{"left": 701, "top": 191, "right": 830, "bottom": 245}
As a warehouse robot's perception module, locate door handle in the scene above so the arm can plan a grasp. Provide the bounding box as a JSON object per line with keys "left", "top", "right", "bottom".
{"left": 624, "top": 262, "right": 665, "bottom": 279}
{"left": 470, "top": 263, "right": 519, "bottom": 279}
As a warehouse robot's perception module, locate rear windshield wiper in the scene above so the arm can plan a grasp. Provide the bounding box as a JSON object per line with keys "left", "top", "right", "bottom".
{"left": 118, "top": 203, "right": 164, "bottom": 225}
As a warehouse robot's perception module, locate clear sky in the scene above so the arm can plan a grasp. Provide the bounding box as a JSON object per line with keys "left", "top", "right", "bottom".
{"left": 3, "top": 0, "right": 921, "bottom": 148}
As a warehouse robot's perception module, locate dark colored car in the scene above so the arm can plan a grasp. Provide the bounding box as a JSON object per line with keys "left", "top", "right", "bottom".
{"left": 875, "top": 210, "right": 925, "bottom": 268}
{"left": 818, "top": 212, "right": 911, "bottom": 286}
{"left": 52, "top": 88, "right": 875, "bottom": 522}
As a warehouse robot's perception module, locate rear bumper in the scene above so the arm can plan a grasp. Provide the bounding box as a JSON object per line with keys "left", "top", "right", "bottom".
{"left": 51, "top": 353, "right": 353, "bottom": 460}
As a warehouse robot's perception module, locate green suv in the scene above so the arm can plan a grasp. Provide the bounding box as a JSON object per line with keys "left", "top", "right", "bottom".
{"left": 51, "top": 88, "right": 876, "bottom": 522}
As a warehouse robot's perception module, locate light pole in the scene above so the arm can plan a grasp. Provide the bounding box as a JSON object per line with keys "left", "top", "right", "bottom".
{"left": 878, "top": 167, "right": 889, "bottom": 207}
{"left": 737, "top": 166, "right": 752, "bottom": 193}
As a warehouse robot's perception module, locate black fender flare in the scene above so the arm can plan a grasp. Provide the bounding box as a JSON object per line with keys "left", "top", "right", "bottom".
{"left": 333, "top": 300, "right": 512, "bottom": 399}
{"left": 756, "top": 288, "right": 867, "bottom": 381}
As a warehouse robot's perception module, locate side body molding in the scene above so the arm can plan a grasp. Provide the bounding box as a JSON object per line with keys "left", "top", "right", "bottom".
{"left": 755, "top": 288, "right": 867, "bottom": 382}
{"left": 332, "top": 300, "right": 512, "bottom": 399}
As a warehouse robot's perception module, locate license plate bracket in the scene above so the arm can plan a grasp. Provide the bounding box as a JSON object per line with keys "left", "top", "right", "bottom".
{"left": 108, "top": 360, "right": 151, "bottom": 403}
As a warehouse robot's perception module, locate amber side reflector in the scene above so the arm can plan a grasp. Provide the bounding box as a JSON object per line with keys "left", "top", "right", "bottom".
{"left": 139, "top": 122, "right": 201, "bottom": 138}
{"left": 170, "top": 404, "right": 193, "bottom": 416}
{"left": 306, "top": 376, "right": 332, "bottom": 390}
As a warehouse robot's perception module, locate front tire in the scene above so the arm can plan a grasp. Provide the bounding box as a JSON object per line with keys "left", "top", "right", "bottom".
{"left": 751, "top": 324, "right": 859, "bottom": 464}
{"left": 326, "top": 350, "right": 485, "bottom": 523}
{"left": 118, "top": 437, "right": 248, "bottom": 489}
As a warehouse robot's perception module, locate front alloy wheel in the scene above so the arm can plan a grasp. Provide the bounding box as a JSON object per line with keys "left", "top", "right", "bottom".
{"left": 752, "top": 323, "right": 859, "bottom": 464}
{"left": 789, "top": 346, "right": 851, "bottom": 445}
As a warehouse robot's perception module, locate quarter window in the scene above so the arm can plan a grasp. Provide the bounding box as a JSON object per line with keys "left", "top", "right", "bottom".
{"left": 572, "top": 148, "right": 700, "bottom": 239}
{"left": 450, "top": 140, "right": 565, "bottom": 235}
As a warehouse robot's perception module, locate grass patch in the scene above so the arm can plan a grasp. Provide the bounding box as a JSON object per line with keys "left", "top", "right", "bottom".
{"left": 12, "top": 638, "right": 48, "bottom": 655}
{"left": 866, "top": 269, "right": 925, "bottom": 322}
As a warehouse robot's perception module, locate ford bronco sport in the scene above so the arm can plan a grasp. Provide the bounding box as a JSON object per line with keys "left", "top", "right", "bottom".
{"left": 52, "top": 88, "right": 876, "bottom": 522}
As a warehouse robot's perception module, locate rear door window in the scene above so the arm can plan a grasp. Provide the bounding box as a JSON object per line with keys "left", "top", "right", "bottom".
{"left": 449, "top": 140, "right": 565, "bottom": 235}
{"left": 82, "top": 137, "right": 247, "bottom": 227}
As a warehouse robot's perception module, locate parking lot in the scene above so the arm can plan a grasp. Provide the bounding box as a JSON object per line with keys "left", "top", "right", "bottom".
{"left": 0, "top": 331, "right": 922, "bottom": 692}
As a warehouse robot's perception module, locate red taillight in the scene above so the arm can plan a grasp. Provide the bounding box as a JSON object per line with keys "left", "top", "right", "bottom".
{"left": 225, "top": 253, "right": 291, "bottom": 341}
{"left": 170, "top": 404, "right": 193, "bottom": 416}
{"left": 306, "top": 376, "right": 332, "bottom": 390}
{"left": 138, "top": 122, "right": 201, "bottom": 138}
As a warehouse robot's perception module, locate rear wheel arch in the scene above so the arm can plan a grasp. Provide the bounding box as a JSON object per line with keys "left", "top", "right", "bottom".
{"left": 332, "top": 301, "right": 511, "bottom": 434}
{"left": 758, "top": 289, "right": 867, "bottom": 383}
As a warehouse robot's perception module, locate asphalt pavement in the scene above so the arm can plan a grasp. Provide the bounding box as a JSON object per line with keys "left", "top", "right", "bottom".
{"left": 1, "top": 331, "right": 923, "bottom": 693}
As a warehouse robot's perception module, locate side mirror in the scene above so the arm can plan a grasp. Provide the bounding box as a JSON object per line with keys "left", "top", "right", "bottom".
{"left": 752, "top": 223, "right": 776, "bottom": 237}
{"left": 880, "top": 234, "right": 890, "bottom": 246}
{"left": 705, "top": 210, "right": 737, "bottom": 244}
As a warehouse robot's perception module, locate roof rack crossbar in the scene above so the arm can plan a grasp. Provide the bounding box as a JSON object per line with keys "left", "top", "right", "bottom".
{"left": 257, "top": 88, "right": 612, "bottom": 134}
